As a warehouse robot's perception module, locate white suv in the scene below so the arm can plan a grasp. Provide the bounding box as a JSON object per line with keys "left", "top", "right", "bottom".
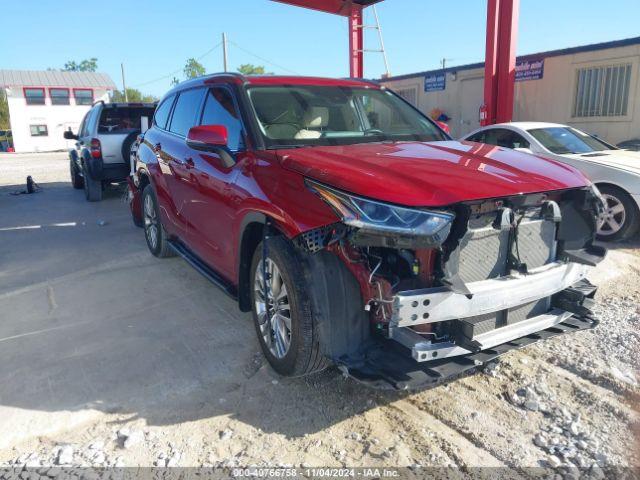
{"left": 64, "top": 101, "right": 155, "bottom": 201}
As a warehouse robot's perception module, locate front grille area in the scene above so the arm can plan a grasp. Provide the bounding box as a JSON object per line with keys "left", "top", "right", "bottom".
{"left": 452, "top": 206, "right": 558, "bottom": 342}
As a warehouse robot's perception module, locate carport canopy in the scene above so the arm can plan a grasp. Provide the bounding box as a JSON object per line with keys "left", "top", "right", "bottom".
{"left": 271, "top": 0, "right": 519, "bottom": 125}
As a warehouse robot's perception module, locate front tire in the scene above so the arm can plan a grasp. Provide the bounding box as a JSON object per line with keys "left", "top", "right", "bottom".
{"left": 70, "top": 160, "right": 83, "bottom": 189}
{"left": 141, "top": 184, "right": 175, "bottom": 258}
{"left": 82, "top": 163, "right": 102, "bottom": 202}
{"left": 250, "top": 237, "right": 328, "bottom": 377}
{"left": 596, "top": 185, "right": 639, "bottom": 241}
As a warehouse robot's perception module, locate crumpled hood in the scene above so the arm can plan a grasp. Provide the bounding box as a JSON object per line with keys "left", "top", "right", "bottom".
{"left": 564, "top": 150, "right": 640, "bottom": 176}
{"left": 278, "top": 140, "right": 589, "bottom": 207}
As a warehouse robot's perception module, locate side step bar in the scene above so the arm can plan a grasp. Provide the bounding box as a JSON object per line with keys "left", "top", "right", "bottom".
{"left": 168, "top": 240, "right": 238, "bottom": 300}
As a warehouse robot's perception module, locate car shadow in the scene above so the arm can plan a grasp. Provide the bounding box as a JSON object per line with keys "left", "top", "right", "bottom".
{"left": 0, "top": 180, "right": 431, "bottom": 444}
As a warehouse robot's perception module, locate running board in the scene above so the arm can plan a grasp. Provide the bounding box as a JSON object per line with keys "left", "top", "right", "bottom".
{"left": 168, "top": 240, "right": 238, "bottom": 300}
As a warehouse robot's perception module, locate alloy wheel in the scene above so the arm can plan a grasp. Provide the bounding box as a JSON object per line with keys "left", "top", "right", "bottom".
{"left": 597, "top": 193, "right": 626, "bottom": 237}
{"left": 144, "top": 193, "right": 159, "bottom": 250}
{"left": 254, "top": 257, "right": 292, "bottom": 358}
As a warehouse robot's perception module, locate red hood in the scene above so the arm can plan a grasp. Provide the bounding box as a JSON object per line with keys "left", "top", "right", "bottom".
{"left": 278, "top": 141, "right": 589, "bottom": 207}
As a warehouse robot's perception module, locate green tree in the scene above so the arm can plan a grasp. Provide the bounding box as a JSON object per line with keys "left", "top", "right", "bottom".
{"left": 183, "top": 58, "right": 206, "bottom": 79}
{"left": 0, "top": 89, "right": 9, "bottom": 130}
{"left": 170, "top": 77, "right": 180, "bottom": 87}
{"left": 63, "top": 58, "right": 98, "bottom": 72}
{"left": 237, "top": 64, "right": 270, "bottom": 75}
{"left": 111, "top": 88, "right": 157, "bottom": 103}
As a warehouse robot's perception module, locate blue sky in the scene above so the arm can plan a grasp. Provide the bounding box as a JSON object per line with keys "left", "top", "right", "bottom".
{"left": 2, "top": 0, "right": 639, "bottom": 97}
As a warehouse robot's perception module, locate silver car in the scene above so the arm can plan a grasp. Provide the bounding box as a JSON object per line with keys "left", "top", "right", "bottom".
{"left": 462, "top": 122, "right": 640, "bottom": 241}
{"left": 64, "top": 101, "right": 155, "bottom": 201}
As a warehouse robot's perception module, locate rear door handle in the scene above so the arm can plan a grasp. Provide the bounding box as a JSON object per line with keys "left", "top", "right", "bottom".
{"left": 185, "top": 158, "right": 195, "bottom": 169}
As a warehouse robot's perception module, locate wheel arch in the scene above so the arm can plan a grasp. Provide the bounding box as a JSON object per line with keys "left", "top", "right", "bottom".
{"left": 237, "top": 212, "right": 268, "bottom": 312}
{"left": 594, "top": 181, "right": 639, "bottom": 213}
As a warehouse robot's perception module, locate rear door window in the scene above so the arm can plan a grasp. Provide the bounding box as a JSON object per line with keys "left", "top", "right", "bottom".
{"left": 154, "top": 95, "right": 175, "bottom": 130}
{"left": 98, "top": 106, "right": 156, "bottom": 134}
{"left": 169, "top": 89, "right": 206, "bottom": 137}
{"left": 200, "top": 87, "right": 245, "bottom": 151}
{"left": 479, "top": 129, "right": 530, "bottom": 149}
{"left": 466, "top": 132, "right": 486, "bottom": 143}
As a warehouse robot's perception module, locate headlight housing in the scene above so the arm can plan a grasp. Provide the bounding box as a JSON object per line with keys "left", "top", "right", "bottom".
{"left": 306, "top": 179, "right": 454, "bottom": 248}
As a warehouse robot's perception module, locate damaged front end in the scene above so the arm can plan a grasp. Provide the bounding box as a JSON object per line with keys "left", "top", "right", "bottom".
{"left": 296, "top": 180, "right": 606, "bottom": 390}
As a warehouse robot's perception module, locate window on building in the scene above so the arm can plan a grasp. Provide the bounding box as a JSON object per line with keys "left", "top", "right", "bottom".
{"left": 395, "top": 88, "right": 418, "bottom": 106}
{"left": 74, "top": 89, "right": 94, "bottom": 105}
{"left": 24, "top": 88, "right": 45, "bottom": 105}
{"left": 50, "top": 88, "right": 70, "bottom": 105}
{"left": 30, "top": 125, "right": 48, "bottom": 137}
{"left": 572, "top": 63, "right": 632, "bottom": 118}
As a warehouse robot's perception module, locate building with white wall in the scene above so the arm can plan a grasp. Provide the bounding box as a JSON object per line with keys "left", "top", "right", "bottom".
{"left": 0, "top": 70, "right": 117, "bottom": 153}
{"left": 382, "top": 37, "right": 640, "bottom": 144}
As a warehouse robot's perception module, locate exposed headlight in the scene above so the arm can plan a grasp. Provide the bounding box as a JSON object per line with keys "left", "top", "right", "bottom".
{"left": 306, "top": 179, "right": 454, "bottom": 248}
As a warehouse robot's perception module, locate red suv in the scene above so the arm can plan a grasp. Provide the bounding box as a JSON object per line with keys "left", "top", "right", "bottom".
{"left": 128, "top": 74, "right": 605, "bottom": 389}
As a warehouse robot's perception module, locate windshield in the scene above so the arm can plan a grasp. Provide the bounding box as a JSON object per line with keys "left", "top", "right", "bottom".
{"left": 246, "top": 85, "right": 447, "bottom": 148}
{"left": 529, "top": 127, "right": 614, "bottom": 154}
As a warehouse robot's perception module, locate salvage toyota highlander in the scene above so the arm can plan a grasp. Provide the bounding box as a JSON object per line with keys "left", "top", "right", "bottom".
{"left": 128, "top": 74, "right": 606, "bottom": 389}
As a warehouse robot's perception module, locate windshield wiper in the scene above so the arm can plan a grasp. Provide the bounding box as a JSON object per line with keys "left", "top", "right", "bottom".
{"left": 266, "top": 144, "right": 310, "bottom": 150}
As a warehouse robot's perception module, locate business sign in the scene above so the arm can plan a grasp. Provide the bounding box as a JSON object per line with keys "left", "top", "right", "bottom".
{"left": 515, "top": 59, "right": 544, "bottom": 82}
{"left": 424, "top": 73, "right": 446, "bottom": 92}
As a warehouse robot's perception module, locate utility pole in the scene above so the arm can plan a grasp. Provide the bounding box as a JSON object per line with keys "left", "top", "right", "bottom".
{"left": 222, "top": 33, "right": 228, "bottom": 72}
{"left": 440, "top": 58, "right": 446, "bottom": 70}
{"left": 121, "top": 63, "right": 128, "bottom": 102}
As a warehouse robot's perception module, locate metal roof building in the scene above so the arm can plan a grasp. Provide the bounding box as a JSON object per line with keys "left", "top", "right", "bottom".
{"left": 0, "top": 70, "right": 117, "bottom": 89}
{"left": 381, "top": 36, "right": 640, "bottom": 144}
{"left": 1, "top": 69, "right": 116, "bottom": 153}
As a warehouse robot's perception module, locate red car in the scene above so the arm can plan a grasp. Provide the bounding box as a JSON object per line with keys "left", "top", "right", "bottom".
{"left": 128, "top": 74, "right": 605, "bottom": 389}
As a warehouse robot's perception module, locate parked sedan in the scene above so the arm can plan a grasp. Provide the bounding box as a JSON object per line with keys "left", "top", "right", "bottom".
{"left": 463, "top": 122, "right": 640, "bottom": 241}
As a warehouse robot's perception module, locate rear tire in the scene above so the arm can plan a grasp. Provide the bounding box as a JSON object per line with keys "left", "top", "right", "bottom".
{"left": 70, "top": 160, "right": 83, "bottom": 189}
{"left": 596, "top": 185, "right": 639, "bottom": 241}
{"left": 82, "top": 163, "right": 102, "bottom": 202}
{"left": 142, "top": 184, "right": 175, "bottom": 258}
{"left": 250, "top": 237, "right": 328, "bottom": 377}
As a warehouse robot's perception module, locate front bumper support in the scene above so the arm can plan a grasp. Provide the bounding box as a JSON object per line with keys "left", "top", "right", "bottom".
{"left": 391, "top": 262, "right": 590, "bottom": 327}
{"left": 339, "top": 312, "right": 597, "bottom": 390}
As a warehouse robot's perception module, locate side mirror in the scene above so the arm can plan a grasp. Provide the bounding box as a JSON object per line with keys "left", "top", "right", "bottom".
{"left": 186, "top": 125, "right": 228, "bottom": 150}
{"left": 186, "top": 125, "right": 235, "bottom": 168}
{"left": 64, "top": 128, "right": 78, "bottom": 140}
{"left": 514, "top": 147, "right": 533, "bottom": 154}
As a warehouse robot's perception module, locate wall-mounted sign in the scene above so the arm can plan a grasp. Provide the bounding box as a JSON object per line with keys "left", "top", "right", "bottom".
{"left": 515, "top": 59, "right": 544, "bottom": 82}
{"left": 424, "top": 73, "right": 446, "bottom": 92}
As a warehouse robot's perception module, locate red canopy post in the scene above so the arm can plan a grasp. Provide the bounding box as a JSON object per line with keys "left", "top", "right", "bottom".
{"left": 483, "top": 0, "right": 519, "bottom": 125}
{"left": 271, "top": 0, "right": 383, "bottom": 78}
{"left": 349, "top": 4, "right": 364, "bottom": 78}
{"left": 273, "top": 0, "right": 520, "bottom": 123}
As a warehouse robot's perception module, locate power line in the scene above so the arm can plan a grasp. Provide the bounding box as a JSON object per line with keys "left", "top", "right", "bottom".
{"left": 228, "top": 40, "right": 301, "bottom": 75}
{"left": 131, "top": 41, "right": 223, "bottom": 88}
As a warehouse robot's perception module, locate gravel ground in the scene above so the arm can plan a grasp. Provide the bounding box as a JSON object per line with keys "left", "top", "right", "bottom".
{"left": 0, "top": 152, "right": 638, "bottom": 475}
